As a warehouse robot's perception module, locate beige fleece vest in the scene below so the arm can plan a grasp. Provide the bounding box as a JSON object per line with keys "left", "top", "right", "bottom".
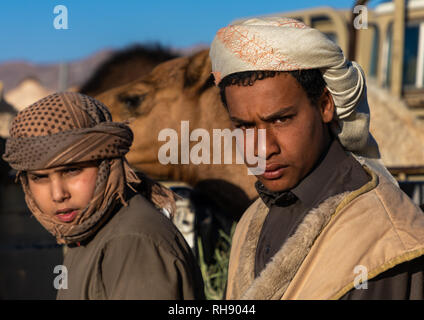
{"left": 226, "top": 167, "right": 424, "bottom": 300}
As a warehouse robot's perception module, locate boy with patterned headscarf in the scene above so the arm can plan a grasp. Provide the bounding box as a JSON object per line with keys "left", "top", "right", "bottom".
{"left": 210, "top": 17, "right": 424, "bottom": 300}
{"left": 2, "top": 92, "right": 204, "bottom": 300}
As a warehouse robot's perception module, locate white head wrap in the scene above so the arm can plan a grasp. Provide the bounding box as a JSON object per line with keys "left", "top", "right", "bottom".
{"left": 210, "top": 16, "right": 397, "bottom": 185}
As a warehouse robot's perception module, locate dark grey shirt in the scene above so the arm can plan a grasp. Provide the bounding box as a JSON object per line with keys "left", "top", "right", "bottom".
{"left": 57, "top": 192, "right": 204, "bottom": 300}
{"left": 254, "top": 139, "right": 424, "bottom": 299}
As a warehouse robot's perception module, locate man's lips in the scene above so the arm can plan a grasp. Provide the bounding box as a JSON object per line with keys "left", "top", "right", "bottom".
{"left": 55, "top": 209, "right": 78, "bottom": 223}
{"left": 262, "top": 164, "right": 289, "bottom": 180}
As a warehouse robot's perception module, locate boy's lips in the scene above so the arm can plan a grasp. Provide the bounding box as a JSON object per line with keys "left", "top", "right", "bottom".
{"left": 56, "top": 209, "right": 78, "bottom": 223}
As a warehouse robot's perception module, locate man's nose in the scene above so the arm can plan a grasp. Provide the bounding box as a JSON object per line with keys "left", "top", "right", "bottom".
{"left": 254, "top": 127, "right": 279, "bottom": 159}
{"left": 51, "top": 177, "right": 70, "bottom": 203}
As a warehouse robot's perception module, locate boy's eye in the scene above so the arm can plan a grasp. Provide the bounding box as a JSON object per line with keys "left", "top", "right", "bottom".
{"left": 64, "top": 167, "right": 82, "bottom": 175}
{"left": 235, "top": 123, "right": 254, "bottom": 130}
{"left": 273, "top": 115, "right": 294, "bottom": 124}
{"left": 28, "top": 174, "right": 47, "bottom": 182}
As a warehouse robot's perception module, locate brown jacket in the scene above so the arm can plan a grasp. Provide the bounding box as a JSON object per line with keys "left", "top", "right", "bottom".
{"left": 226, "top": 167, "right": 424, "bottom": 300}
{"left": 57, "top": 192, "right": 204, "bottom": 300}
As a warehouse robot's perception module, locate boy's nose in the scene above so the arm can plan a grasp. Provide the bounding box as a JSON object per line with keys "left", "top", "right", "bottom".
{"left": 51, "top": 177, "right": 70, "bottom": 203}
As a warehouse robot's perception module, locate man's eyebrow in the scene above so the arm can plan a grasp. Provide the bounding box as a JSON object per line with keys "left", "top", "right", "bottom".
{"left": 229, "top": 116, "right": 255, "bottom": 125}
{"left": 259, "top": 106, "right": 296, "bottom": 122}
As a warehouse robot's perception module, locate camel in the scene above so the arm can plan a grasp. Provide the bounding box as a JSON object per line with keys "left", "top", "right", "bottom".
{"left": 79, "top": 44, "right": 178, "bottom": 97}
{"left": 96, "top": 49, "right": 258, "bottom": 210}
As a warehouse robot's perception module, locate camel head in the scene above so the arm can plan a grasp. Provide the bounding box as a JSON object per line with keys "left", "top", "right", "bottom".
{"left": 97, "top": 49, "right": 258, "bottom": 200}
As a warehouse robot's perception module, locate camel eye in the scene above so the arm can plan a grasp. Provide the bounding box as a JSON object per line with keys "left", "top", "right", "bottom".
{"left": 119, "top": 94, "right": 146, "bottom": 113}
{"left": 126, "top": 95, "right": 143, "bottom": 110}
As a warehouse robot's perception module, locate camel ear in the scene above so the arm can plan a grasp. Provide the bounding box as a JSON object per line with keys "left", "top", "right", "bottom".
{"left": 184, "top": 49, "right": 214, "bottom": 90}
{"left": 0, "top": 81, "right": 3, "bottom": 100}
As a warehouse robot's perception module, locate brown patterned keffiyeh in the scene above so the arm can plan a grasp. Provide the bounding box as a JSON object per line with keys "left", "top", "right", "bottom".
{"left": 3, "top": 92, "right": 176, "bottom": 244}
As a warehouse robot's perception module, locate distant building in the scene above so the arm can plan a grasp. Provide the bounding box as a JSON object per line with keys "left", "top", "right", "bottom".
{"left": 5, "top": 77, "right": 53, "bottom": 112}
{"left": 0, "top": 81, "right": 17, "bottom": 138}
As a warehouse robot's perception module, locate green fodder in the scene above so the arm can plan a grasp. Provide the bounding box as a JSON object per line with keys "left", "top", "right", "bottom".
{"left": 197, "top": 222, "right": 236, "bottom": 300}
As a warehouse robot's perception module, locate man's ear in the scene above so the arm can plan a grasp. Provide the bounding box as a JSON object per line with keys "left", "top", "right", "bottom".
{"left": 319, "top": 87, "right": 335, "bottom": 123}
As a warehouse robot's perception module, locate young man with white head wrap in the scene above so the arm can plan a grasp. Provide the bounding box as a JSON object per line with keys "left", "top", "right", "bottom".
{"left": 210, "top": 17, "right": 424, "bottom": 300}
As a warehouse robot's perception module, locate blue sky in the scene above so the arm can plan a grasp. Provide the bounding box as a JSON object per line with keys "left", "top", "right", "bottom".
{"left": 0, "top": 0, "right": 383, "bottom": 64}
